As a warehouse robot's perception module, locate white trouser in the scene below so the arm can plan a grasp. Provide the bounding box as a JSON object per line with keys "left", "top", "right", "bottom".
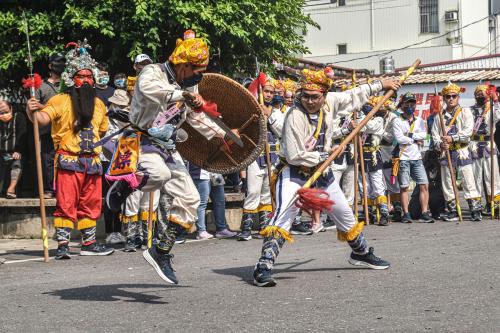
{"left": 331, "top": 158, "right": 354, "bottom": 206}
{"left": 472, "top": 156, "right": 500, "bottom": 198}
{"left": 124, "top": 189, "right": 160, "bottom": 217}
{"left": 138, "top": 151, "right": 200, "bottom": 227}
{"left": 382, "top": 167, "right": 400, "bottom": 195}
{"left": 243, "top": 161, "right": 271, "bottom": 212}
{"left": 270, "top": 166, "right": 355, "bottom": 234}
{"left": 359, "top": 169, "right": 386, "bottom": 200}
{"left": 441, "top": 163, "right": 479, "bottom": 202}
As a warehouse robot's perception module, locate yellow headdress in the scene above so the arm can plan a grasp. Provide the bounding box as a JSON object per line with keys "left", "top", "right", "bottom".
{"left": 170, "top": 30, "right": 209, "bottom": 68}
{"left": 300, "top": 67, "right": 334, "bottom": 92}
{"left": 474, "top": 84, "right": 489, "bottom": 95}
{"left": 273, "top": 79, "right": 285, "bottom": 91}
{"left": 441, "top": 82, "right": 463, "bottom": 96}
{"left": 284, "top": 78, "right": 299, "bottom": 94}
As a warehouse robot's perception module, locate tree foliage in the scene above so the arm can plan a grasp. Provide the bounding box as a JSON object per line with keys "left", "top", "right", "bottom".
{"left": 0, "top": 0, "right": 318, "bottom": 94}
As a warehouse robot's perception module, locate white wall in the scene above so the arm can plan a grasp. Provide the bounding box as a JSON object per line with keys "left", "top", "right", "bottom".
{"left": 303, "top": 0, "right": 490, "bottom": 72}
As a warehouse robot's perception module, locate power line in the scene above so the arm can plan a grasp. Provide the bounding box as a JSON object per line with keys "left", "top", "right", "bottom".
{"left": 306, "top": 3, "right": 411, "bottom": 15}
{"left": 332, "top": 12, "right": 497, "bottom": 64}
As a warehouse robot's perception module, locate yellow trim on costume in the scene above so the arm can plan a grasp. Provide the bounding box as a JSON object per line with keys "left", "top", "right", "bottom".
{"left": 121, "top": 214, "right": 139, "bottom": 224}
{"left": 259, "top": 225, "right": 294, "bottom": 243}
{"left": 313, "top": 108, "right": 324, "bottom": 140}
{"left": 169, "top": 215, "right": 192, "bottom": 230}
{"left": 375, "top": 195, "right": 388, "bottom": 205}
{"left": 337, "top": 222, "right": 364, "bottom": 242}
{"left": 77, "top": 218, "right": 96, "bottom": 230}
{"left": 243, "top": 208, "right": 259, "bottom": 214}
{"left": 257, "top": 204, "right": 273, "bottom": 213}
{"left": 141, "top": 211, "right": 157, "bottom": 221}
{"left": 54, "top": 217, "right": 74, "bottom": 229}
{"left": 366, "top": 198, "right": 374, "bottom": 206}
{"left": 390, "top": 193, "right": 401, "bottom": 202}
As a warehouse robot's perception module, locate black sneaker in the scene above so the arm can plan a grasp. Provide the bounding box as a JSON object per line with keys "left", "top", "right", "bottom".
{"left": 379, "top": 215, "right": 389, "bottom": 226}
{"left": 123, "top": 239, "right": 137, "bottom": 252}
{"left": 253, "top": 262, "right": 276, "bottom": 287}
{"left": 471, "top": 211, "right": 482, "bottom": 222}
{"left": 290, "top": 222, "right": 313, "bottom": 235}
{"left": 323, "top": 218, "right": 337, "bottom": 231}
{"left": 401, "top": 213, "right": 413, "bottom": 223}
{"left": 418, "top": 211, "right": 435, "bottom": 223}
{"left": 238, "top": 229, "right": 252, "bottom": 241}
{"left": 142, "top": 247, "right": 178, "bottom": 284}
{"left": 348, "top": 247, "right": 390, "bottom": 270}
{"left": 443, "top": 211, "right": 458, "bottom": 222}
{"left": 80, "top": 243, "right": 115, "bottom": 256}
{"left": 106, "top": 180, "right": 134, "bottom": 213}
{"left": 55, "top": 244, "right": 71, "bottom": 260}
{"left": 174, "top": 236, "right": 186, "bottom": 245}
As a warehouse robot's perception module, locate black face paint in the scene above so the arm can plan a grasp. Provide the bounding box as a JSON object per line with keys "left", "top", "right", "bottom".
{"left": 182, "top": 73, "right": 203, "bottom": 88}
{"left": 476, "top": 96, "right": 486, "bottom": 106}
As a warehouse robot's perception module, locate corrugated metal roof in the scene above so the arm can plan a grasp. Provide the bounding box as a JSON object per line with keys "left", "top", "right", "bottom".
{"left": 333, "top": 69, "right": 500, "bottom": 88}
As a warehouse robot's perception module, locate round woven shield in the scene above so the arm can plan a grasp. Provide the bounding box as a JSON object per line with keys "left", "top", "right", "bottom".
{"left": 177, "top": 73, "right": 266, "bottom": 174}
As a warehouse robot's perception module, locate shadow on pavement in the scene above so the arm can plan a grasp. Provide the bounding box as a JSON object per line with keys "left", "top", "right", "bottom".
{"left": 43, "top": 283, "right": 186, "bottom": 304}
{"left": 212, "top": 259, "right": 359, "bottom": 285}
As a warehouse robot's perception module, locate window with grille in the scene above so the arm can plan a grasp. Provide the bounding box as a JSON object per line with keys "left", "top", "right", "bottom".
{"left": 337, "top": 44, "right": 347, "bottom": 54}
{"left": 420, "top": 0, "right": 439, "bottom": 33}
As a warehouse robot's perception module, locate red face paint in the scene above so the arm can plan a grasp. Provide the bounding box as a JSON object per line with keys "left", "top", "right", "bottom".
{"left": 73, "top": 69, "right": 94, "bottom": 88}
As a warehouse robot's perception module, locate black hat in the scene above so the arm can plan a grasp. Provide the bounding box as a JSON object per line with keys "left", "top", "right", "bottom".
{"left": 49, "top": 52, "right": 65, "bottom": 63}
{"left": 400, "top": 92, "right": 416, "bottom": 103}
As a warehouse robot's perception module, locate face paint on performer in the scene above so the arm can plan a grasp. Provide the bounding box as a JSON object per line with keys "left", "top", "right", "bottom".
{"left": 73, "top": 69, "right": 94, "bottom": 88}
{"left": 300, "top": 89, "right": 326, "bottom": 114}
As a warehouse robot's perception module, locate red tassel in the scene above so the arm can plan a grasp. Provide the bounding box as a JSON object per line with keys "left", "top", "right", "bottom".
{"left": 258, "top": 72, "right": 267, "bottom": 87}
{"left": 22, "top": 73, "right": 42, "bottom": 90}
{"left": 199, "top": 101, "right": 221, "bottom": 117}
{"left": 295, "top": 188, "right": 334, "bottom": 216}
{"left": 429, "top": 94, "right": 441, "bottom": 116}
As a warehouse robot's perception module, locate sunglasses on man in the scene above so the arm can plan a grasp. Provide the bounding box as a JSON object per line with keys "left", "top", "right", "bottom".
{"left": 444, "top": 94, "right": 458, "bottom": 100}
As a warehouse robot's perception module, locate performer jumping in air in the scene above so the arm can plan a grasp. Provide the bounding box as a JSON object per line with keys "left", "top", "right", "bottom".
{"left": 105, "top": 30, "right": 233, "bottom": 284}
{"left": 252, "top": 68, "right": 401, "bottom": 287}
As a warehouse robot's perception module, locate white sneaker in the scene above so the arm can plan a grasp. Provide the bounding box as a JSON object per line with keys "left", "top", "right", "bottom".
{"left": 106, "top": 232, "right": 126, "bottom": 245}
{"left": 196, "top": 231, "right": 214, "bottom": 240}
{"left": 311, "top": 224, "right": 325, "bottom": 234}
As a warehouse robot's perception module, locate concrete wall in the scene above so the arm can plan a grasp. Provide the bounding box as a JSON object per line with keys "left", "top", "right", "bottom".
{"left": 303, "top": 0, "right": 490, "bottom": 72}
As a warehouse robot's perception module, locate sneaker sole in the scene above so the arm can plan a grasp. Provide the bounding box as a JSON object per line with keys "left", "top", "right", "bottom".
{"left": 142, "top": 250, "right": 177, "bottom": 284}
{"left": 237, "top": 236, "right": 252, "bottom": 241}
{"left": 253, "top": 279, "right": 276, "bottom": 287}
{"left": 123, "top": 248, "right": 137, "bottom": 253}
{"left": 348, "top": 258, "right": 390, "bottom": 270}
{"left": 80, "top": 249, "right": 115, "bottom": 256}
{"left": 55, "top": 254, "right": 71, "bottom": 260}
{"left": 175, "top": 240, "right": 186, "bottom": 244}
{"left": 290, "top": 231, "right": 313, "bottom": 235}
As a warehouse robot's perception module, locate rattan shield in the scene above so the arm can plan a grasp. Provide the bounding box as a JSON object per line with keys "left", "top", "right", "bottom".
{"left": 177, "top": 73, "right": 266, "bottom": 174}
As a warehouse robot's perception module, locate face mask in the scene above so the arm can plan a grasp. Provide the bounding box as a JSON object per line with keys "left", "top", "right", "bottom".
{"left": 476, "top": 96, "right": 486, "bottom": 105}
{"left": 182, "top": 73, "right": 203, "bottom": 88}
{"left": 272, "top": 95, "right": 285, "bottom": 105}
{"left": 97, "top": 75, "right": 109, "bottom": 86}
{"left": 403, "top": 106, "right": 415, "bottom": 115}
{"left": 51, "top": 63, "right": 65, "bottom": 75}
{"left": 114, "top": 78, "right": 126, "bottom": 88}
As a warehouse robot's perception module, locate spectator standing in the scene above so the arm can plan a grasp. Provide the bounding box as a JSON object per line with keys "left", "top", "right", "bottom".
{"left": 35, "top": 52, "right": 65, "bottom": 198}
{"left": 95, "top": 62, "right": 115, "bottom": 106}
{"left": 133, "top": 54, "right": 153, "bottom": 75}
{"left": 188, "top": 163, "right": 237, "bottom": 240}
{"left": 113, "top": 73, "right": 127, "bottom": 90}
{"left": 0, "top": 100, "right": 26, "bottom": 198}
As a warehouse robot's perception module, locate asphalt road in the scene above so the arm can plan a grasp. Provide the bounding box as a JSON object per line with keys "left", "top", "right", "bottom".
{"left": 1, "top": 220, "right": 500, "bottom": 332}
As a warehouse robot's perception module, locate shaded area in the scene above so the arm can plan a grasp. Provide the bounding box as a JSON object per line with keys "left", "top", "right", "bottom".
{"left": 43, "top": 283, "right": 187, "bottom": 304}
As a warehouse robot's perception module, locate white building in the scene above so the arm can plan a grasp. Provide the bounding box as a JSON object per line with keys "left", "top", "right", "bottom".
{"left": 302, "top": 0, "right": 495, "bottom": 73}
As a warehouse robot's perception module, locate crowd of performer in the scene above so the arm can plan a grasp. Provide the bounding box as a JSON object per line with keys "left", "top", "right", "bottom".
{"left": 1, "top": 30, "right": 497, "bottom": 287}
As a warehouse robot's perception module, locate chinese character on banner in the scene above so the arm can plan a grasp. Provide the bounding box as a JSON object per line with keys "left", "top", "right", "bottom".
{"left": 415, "top": 93, "right": 424, "bottom": 105}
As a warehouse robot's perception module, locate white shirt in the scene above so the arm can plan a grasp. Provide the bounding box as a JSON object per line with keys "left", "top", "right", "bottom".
{"left": 392, "top": 115, "right": 427, "bottom": 161}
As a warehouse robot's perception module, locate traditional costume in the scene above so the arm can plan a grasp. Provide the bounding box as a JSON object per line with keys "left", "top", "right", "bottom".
{"left": 238, "top": 77, "right": 284, "bottom": 241}
{"left": 107, "top": 31, "right": 227, "bottom": 284}
{"left": 252, "top": 68, "right": 390, "bottom": 287}
{"left": 32, "top": 41, "right": 114, "bottom": 259}
{"left": 359, "top": 96, "right": 389, "bottom": 225}
{"left": 431, "top": 83, "right": 481, "bottom": 221}
{"left": 469, "top": 84, "right": 500, "bottom": 214}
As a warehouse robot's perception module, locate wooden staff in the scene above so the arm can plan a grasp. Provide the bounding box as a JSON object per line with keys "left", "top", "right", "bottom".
{"left": 270, "top": 59, "right": 421, "bottom": 223}
{"left": 489, "top": 89, "right": 496, "bottom": 219}
{"left": 358, "top": 136, "right": 370, "bottom": 224}
{"left": 437, "top": 109, "right": 462, "bottom": 222}
{"left": 23, "top": 14, "right": 49, "bottom": 262}
{"left": 352, "top": 71, "right": 359, "bottom": 218}
{"left": 147, "top": 192, "right": 155, "bottom": 248}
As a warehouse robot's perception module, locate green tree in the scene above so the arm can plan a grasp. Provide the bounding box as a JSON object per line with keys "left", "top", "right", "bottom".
{"left": 0, "top": 0, "right": 318, "bottom": 94}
